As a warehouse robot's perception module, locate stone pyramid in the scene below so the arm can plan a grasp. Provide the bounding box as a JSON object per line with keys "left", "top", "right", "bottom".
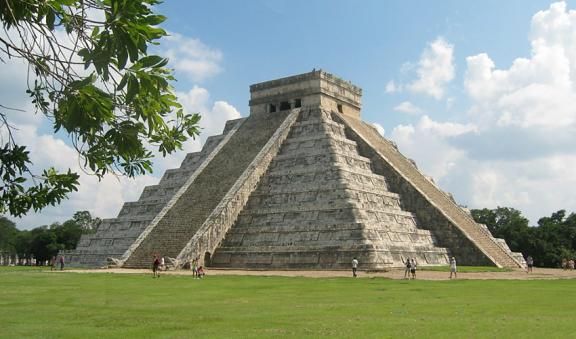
{"left": 68, "top": 70, "right": 525, "bottom": 269}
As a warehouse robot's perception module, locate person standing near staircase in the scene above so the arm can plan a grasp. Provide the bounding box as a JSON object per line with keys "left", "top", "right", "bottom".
{"left": 152, "top": 254, "right": 161, "bottom": 278}
{"left": 352, "top": 257, "right": 359, "bottom": 277}
{"left": 450, "top": 257, "right": 457, "bottom": 279}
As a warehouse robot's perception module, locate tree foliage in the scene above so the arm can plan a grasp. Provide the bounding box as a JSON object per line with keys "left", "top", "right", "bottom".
{"left": 471, "top": 207, "right": 576, "bottom": 267}
{"left": 0, "top": 210, "right": 99, "bottom": 263}
{"left": 0, "top": 0, "right": 201, "bottom": 217}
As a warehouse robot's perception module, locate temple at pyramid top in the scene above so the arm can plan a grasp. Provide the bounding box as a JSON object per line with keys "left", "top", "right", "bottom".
{"left": 66, "top": 70, "right": 525, "bottom": 270}
{"left": 249, "top": 70, "right": 362, "bottom": 118}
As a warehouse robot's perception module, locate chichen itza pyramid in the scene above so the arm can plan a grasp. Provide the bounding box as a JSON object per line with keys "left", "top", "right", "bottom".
{"left": 67, "top": 70, "right": 525, "bottom": 270}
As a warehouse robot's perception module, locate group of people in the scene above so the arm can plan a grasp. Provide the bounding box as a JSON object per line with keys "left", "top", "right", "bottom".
{"left": 403, "top": 258, "right": 419, "bottom": 279}
{"left": 190, "top": 258, "right": 205, "bottom": 279}
{"left": 561, "top": 258, "right": 575, "bottom": 270}
{"left": 352, "top": 256, "right": 459, "bottom": 279}
{"left": 50, "top": 255, "right": 65, "bottom": 271}
{"left": 152, "top": 255, "right": 205, "bottom": 278}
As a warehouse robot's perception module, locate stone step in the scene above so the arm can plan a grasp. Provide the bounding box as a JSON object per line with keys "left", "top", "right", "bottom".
{"left": 271, "top": 149, "right": 373, "bottom": 168}
{"left": 251, "top": 182, "right": 399, "bottom": 198}
{"left": 245, "top": 187, "right": 402, "bottom": 210}
{"left": 122, "top": 111, "right": 293, "bottom": 268}
{"left": 336, "top": 113, "right": 522, "bottom": 268}
{"left": 68, "top": 119, "right": 235, "bottom": 268}
{"left": 265, "top": 165, "right": 387, "bottom": 186}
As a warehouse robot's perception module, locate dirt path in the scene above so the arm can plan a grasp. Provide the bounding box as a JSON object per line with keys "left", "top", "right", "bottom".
{"left": 62, "top": 267, "right": 576, "bottom": 280}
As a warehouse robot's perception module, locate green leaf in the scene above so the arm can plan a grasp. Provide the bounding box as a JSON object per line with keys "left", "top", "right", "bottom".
{"left": 126, "top": 74, "right": 139, "bottom": 102}
{"left": 117, "top": 73, "right": 129, "bottom": 91}
{"left": 137, "top": 55, "right": 164, "bottom": 68}
{"left": 46, "top": 10, "right": 56, "bottom": 30}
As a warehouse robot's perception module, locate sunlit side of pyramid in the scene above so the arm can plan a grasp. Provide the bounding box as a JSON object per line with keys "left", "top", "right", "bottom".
{"left": 68, "top": 70, "right": 525, "bottom": 270}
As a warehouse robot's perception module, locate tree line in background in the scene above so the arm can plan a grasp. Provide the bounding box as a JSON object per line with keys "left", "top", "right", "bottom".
{"left": 471, "top": 207, "right": 576, "bottom": 268}
{"left": 0, "top": 211, "right": 100, "bottom": 264}
{"left": 1, "top": 207, "right": 574, "bottom": 268}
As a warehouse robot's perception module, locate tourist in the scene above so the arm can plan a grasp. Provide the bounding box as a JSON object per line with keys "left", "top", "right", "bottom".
{"left": 50, "top": 256, "right": 56, "bottom": 271}
{"left": 410, "top": 258, "right": 417, "bottom": 279}
{"left": 449, "top": 257, "right": 457, "bottom": 279}
{"left": 404, "top": 258, "right": 411, "bottom": 279}
{"left": 192, "top": 258, "right": 198, "bottom": 279}
{"left": 351, "top": 257, "right": 358, "bottom": 278}
{"left": 526, "top": 256, "right": 534, "bottom": 273}
{"left": 152, "top": 255, "right": 161, "bottom": 278}
{"left": 197, "top": 266, "right": 205, "bottom": 278}
{"left": 59, "top": 255, "right": 65, "bottom": 270}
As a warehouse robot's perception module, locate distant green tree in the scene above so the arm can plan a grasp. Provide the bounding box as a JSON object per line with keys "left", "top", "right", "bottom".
{"left": 472, "top": 207, "right": 576, "bottom": 267}
{"left": 53, "top": 219, "right": 83, "bottom": 250}
{"left": 0, "top": 216, "right": 18, "bottom": 254}
{"left": 72, "top": 210, "right": 101, "bottom": 233}
{"left": 29, "top": 226, "right": 59, "bottom": 262}
{"left": 0, "top": 0, "right": 201, "bottom": 217}
{"left": 14, "top": 230, "right": 32, "bottom": 260}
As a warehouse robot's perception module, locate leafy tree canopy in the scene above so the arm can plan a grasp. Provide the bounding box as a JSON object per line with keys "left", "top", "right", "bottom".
{"left": 472, "top": 207, "right": 576, "bottom": 267}
{"left": 1, "top": 210, "right": 100, "bottom": 262}
{"left": 0, "top": 0, "right": 200, "bottom": 217}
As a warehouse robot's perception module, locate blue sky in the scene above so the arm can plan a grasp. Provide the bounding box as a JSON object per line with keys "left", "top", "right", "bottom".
{"left": 2, "top": 0, "right": 576, "bottom": 229}
{"left": 158, "top": 0, "right": 548, "bottom": 124}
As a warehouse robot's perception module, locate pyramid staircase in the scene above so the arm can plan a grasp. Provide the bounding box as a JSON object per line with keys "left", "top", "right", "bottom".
{"left": 334, "top": 113, "right": 523, "bottom": 268}
{"left": 210, "top": 108, "right": 450, "bottom": 269}
{"left": 121, "top": 110, "right": 293, "bottom": 268}
{"left": 66, "top": 119, "right": 242, "bottom": 267}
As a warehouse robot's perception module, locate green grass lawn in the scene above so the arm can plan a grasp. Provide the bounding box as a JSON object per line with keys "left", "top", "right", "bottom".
{"left": 0, "top": 267, "right": 574, "bottom": 338}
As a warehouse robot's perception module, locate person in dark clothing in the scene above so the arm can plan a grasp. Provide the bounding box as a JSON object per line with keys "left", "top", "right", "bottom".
{"left": 152, "top": 255, "right": 161, "bottom": 278}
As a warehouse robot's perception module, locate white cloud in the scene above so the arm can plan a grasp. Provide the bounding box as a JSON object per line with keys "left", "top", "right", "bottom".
{"left": 372, "top": 123, "right": 385, "bottom": 136}
{"left": 390, "top": 117, "right": 473, "bottom": 181}
{"left": 464, "top": 2, "right": 576, "bottom": 129}
{"left": 408, "top": 37, "right": 455, "bottom": 99}
{"left": 418, "top": 115, "right": 477, "bottom": 137}
{"left": 387, "top": 2, "right": 576, "bottom": 224}
{"left": 6, "top": 123, "right": 158, "bottom": 228}
{"left": 393, "top": 101, "right": 424, "bottom": 115}
{"left": 385, "top": 80, "right": 397, "bottom": 93}
{"left": 163, "top": 33, "right": 223, "bottom": 82}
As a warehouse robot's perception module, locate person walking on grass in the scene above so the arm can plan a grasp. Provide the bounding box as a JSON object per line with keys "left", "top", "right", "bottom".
{"left": 526, "top": 256, "right": 534, "bottom": 273}
{"left": 352, "top": 257, "right": 359, "bottom": 278}
{"left": 404, "top": 258, "right": 411, "bottom": 279}
{"left": 449, "top": 256, "right": 457, "bottom": 279}
{"left": 152, "top": 255, "right": 161, "bottom": 278}
{"left": 410, "top": 258, "right": 417, "bottom": 279}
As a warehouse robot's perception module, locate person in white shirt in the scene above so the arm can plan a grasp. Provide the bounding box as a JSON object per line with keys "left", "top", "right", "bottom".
{"left": 352, "top": 257, "right": 359, "bottom": 277}
{"left": 450, "top": 257, "right": 457, "bottom": 279}
{"left": 410, "top": 258, "right": 417, "bottom": 279}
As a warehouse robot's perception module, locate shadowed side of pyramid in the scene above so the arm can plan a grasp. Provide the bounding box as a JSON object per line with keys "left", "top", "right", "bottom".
{"left": 64, "top": 119, "right": 243, "bottom": 267}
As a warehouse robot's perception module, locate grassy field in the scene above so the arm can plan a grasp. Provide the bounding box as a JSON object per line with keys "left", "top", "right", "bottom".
{"left": 1, "top": 267, "right": 574, "bottom": 338}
